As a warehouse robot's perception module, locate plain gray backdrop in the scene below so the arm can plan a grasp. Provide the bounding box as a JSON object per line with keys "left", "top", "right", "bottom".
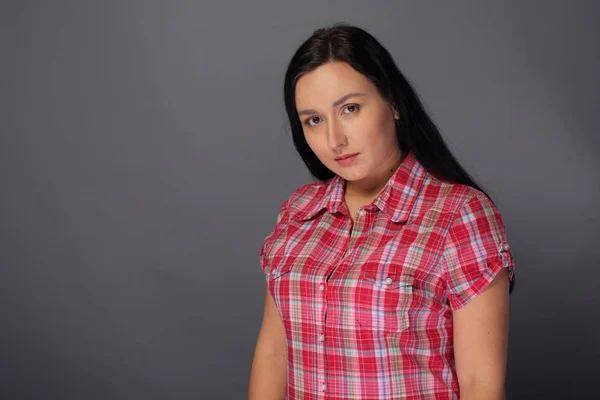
{"left": 1, "top": 1, "right": 598, "bottom": 399}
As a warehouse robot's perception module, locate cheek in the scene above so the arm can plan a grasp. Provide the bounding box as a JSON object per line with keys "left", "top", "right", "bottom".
{"left": 357, "top": 119, "right": 397, "bottom": 156}
{"left": 356, "top": 124, "right": 388, "bottom": 148}
{"left": 374, "top": 115, "right": 397, "bottom": 144}
{"left": 355, "top": 112, "right": 392, "bottom": 140}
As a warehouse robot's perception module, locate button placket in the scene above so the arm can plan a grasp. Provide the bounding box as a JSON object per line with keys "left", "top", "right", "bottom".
{"left": 317, "top": 279, "right": 327, "bottom": 397}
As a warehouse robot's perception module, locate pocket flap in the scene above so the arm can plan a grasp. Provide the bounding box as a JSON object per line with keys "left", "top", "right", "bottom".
{"left": 268, "top": 263, "right": 293, "bottom": 280}
{"left": 362, "top": 269, "right": 414, "bottom": 290}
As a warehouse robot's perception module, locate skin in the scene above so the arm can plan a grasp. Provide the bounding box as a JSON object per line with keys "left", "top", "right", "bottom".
{"left": 248, "top": 289, "right": 287, "bottom": 400}
{"left": 249, "top": 61, "right": 509, "bottom": 399}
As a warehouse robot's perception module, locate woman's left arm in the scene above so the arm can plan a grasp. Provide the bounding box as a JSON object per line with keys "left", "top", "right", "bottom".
{"left": 453, "top": 267, "right": 510, "bottom": 400}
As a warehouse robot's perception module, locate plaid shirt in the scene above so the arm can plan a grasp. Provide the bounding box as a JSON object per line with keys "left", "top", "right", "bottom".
{"left": 259, "top": 151, "right": 515, "bottom": 399}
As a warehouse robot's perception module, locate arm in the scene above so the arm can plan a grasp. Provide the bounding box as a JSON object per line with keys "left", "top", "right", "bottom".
{"left": 453, "top": 267, "right": 510, "bottom": 400}
{"left": 248, "top": 287, "right": 288, "bottom": 400}
{"left": 442, "top": 192, "right": 516, "bottom": 399}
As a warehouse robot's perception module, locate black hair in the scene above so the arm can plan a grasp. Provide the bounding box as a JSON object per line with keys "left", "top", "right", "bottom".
{"left": 283, "top": 23, "right": 514, "bottom": 293}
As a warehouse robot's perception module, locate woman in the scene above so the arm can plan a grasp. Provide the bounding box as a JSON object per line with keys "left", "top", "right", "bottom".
{"left": 249, "top": 24, "right": 516, "bottom": 400}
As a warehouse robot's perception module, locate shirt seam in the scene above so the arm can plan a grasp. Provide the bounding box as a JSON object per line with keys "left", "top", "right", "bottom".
{"left": 438, "top": 189, "right": 478, "bottom": 295}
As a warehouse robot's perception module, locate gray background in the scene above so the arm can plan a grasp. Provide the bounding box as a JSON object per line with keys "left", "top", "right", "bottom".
{"left": 1, "top": 1, "right": 598, "bottom": 399}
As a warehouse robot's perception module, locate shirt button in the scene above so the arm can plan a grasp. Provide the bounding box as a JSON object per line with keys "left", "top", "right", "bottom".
{"left": 502, "top": 244, "right": 510, "bottom": 251}
{"left": 319, "top": 284, "right": 325, "bottom": 291}
{"left": 318, "top": 334, "right": 325, "bottom": 342}
{"left": 384, "top": 277, "right": 393, "bottom": 285}
{"left": 358, "top": 210, "right": 365, "bottom": 216}
{"left": 321, "top": 384, "right": 327, "bottom": 391}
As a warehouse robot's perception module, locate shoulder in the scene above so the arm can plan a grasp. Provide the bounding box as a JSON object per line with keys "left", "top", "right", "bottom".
{"left": 260, "top": 180, "right": 330, "bottom": 272}
{"left": 428, "top": 179, "right": 508, "bottom": 245}
{"left": 420, "top": 174, "right": 494, "bottom": 218}
{"left": 423, "top": 174, "right": 495, "bottom": 213}
{"left": 415, "top": 176, "right": 506, "bottom": 239}
{"left": 277, "top": 179, "right": 331, "bottom": 220}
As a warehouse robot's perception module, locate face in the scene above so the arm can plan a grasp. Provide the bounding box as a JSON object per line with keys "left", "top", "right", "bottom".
{"left": 295, "top": 61, "right": 402, "bottom": 190}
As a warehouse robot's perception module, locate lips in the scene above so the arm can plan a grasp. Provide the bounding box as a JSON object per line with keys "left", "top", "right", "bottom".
{"left": 335, "top": 153, "right": 359, "bottom": 160}
{"left": 335, "top": 153, "right": 359, "bottom": 167}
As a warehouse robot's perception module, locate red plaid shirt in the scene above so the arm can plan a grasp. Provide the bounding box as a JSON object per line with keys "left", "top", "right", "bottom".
{"left": 259, "top": 151, "right": 515, "bottom": 399}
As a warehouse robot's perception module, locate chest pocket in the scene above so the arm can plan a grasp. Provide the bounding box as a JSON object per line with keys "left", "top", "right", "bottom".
{"left": 266, "top": 262, "right": 294, "bottom": 322}
{"left": 356, "top": 263, "right": 414, "bottom": 335}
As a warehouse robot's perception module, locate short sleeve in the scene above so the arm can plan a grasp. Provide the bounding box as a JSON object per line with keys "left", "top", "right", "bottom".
{"left": 259, "top": 197, "right": 291, "bottom": 277}
{"left": 442, "top": 192, "right": 515, "bottom": 310}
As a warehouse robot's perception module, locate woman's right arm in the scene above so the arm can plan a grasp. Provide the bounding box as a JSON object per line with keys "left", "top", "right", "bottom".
{"left": 248, "top": 287, "right": 288, "bottom": 400}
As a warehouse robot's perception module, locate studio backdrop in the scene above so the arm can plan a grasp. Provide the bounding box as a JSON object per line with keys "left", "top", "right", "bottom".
{"left": 1, "top": 1, "right": 598, "bottom": 399}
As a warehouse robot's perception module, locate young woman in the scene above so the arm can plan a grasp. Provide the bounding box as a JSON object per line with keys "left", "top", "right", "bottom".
{"left": 249, "top": 24, "right": 516, "bottom": 400}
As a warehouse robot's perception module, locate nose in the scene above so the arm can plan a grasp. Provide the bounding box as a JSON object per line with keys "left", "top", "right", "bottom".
{"left": 326, "top": 117, "right": 347, "bottom": 151}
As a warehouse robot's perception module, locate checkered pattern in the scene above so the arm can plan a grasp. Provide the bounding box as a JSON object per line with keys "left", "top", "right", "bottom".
{"left": 259, "top": 151, "right": 515, "bottom": 399}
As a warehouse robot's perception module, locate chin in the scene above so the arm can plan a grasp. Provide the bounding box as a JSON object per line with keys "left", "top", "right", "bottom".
{"left": 334, "top": 167, "right": 368, "bottom": 181}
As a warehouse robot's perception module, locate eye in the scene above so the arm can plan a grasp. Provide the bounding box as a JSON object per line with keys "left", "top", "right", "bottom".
{"left": 304, "top": 116, "right": 321, "bottom": 127}
{"left": 343, "top": 104, "right": 360, "bottom": 114}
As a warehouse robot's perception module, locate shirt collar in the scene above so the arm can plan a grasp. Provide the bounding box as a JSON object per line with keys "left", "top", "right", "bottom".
{"left": 293, "top": 150, "right": 427, "bottom": 223}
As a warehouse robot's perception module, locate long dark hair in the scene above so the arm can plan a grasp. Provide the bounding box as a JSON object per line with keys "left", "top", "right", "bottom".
{"left": 283, "top": 23, "right": 514, "bottom": 293}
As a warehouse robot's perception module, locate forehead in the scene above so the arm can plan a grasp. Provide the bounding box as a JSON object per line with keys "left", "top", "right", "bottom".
{"left": 295, "top": 62, "right": 377, "bottom": 108}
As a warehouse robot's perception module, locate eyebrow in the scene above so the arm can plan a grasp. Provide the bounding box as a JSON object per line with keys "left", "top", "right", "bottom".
{"left": 297, "top": 92, "right": 367, "bottom": 116}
